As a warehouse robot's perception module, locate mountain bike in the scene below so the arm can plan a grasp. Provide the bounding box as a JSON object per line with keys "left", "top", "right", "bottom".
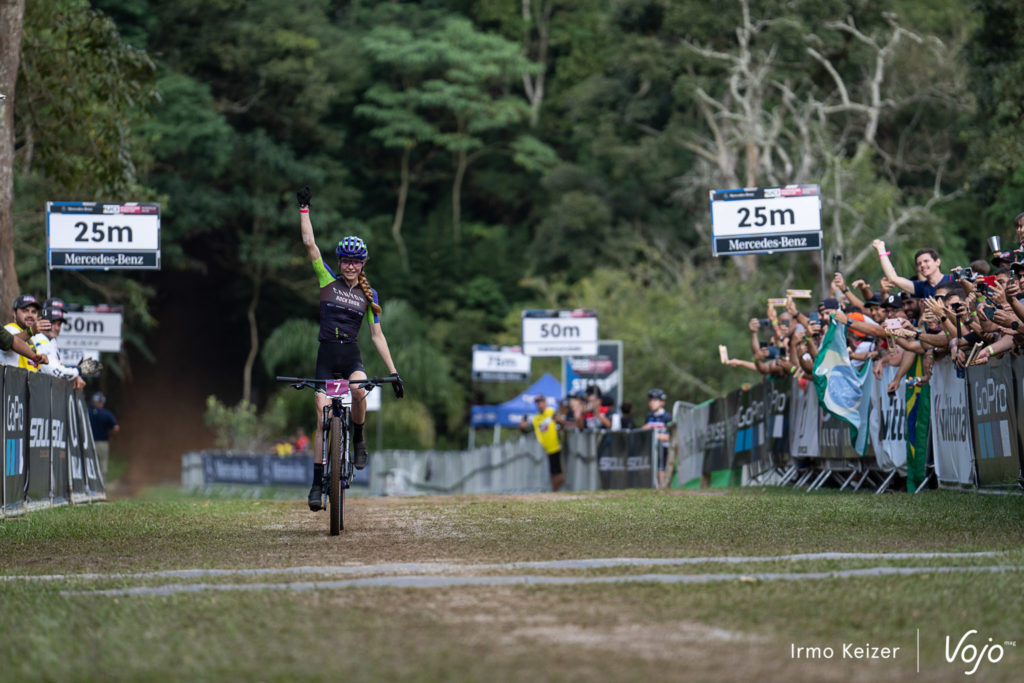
{"left": 277, "top": 375, "right": 398, "bottom": 535}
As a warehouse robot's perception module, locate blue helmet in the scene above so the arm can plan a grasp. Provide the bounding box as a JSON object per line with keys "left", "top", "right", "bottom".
{"left": 336, "top": 236, "right": 368, "bottom": 261}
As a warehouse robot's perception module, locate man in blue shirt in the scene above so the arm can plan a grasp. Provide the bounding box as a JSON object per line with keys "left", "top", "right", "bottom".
{"left": 88, "top": 392, "right": 119, "bottom": 480}
{"left": 873, "top": 238, "right": 953, "bottom": 300}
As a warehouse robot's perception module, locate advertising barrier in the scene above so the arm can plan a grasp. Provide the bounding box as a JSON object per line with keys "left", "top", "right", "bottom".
{"left": 672, "top": 354, "right": 1024, "bottom": 492}
{"left": 1, "top": 367, "right": 104, "bottom": 516}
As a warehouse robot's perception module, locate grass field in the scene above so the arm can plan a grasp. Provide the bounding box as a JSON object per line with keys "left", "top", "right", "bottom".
{"left": 1, "top": 487, "right": 1023, "bottom": 682}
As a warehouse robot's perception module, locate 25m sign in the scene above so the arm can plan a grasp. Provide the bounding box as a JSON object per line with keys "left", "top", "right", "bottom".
{"left": 47, "top": 202, "right": 161, "bottom": 270}
{"left": 709, "top": 185, "right": 821, "bottom": 257}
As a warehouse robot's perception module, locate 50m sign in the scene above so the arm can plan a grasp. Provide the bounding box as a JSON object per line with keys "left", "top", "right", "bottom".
{"left": 48, "top": 201, "right": 161, "bottom": 270}
{"left": 522, "top": 310, "right": 598, "bottom": 357}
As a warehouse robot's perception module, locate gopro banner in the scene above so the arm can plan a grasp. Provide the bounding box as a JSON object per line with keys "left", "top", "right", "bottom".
{"left": 731, "top": 384, "right": 768, "bottom": 468}
{"left": 761, "top": 378, "right": 790, "bottom": 469}
{"left": 930, "top": 358, "right": 974, "bottom": 486}
{"left": 597, "top": 430, "right": 655, "bottom": 489}
{"left": 968, "top": 357, "right": 1020, "bottom": 487}
{"left": 4, "top": 369, "right": 28, "bottom": 511}
{"left": 869, "top": 364, "right": 908, "bottom": 472}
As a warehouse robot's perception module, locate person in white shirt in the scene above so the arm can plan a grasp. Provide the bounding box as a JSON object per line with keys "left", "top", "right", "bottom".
{"left": 30, "top": 308, "right": 86, "bottom": 390}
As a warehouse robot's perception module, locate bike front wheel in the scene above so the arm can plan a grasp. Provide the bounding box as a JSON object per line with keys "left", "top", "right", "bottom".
{"left": 328, "top": 416, "right": 344, "bottom": 535}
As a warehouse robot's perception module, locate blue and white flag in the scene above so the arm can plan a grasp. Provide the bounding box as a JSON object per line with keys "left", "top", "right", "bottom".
{"left": 812, "top": 320, "right": 873, "bottom": 455}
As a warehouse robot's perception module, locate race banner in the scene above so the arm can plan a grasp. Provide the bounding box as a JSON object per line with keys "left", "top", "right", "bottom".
{"left": 67, "top": 385, "right": 88, "bottom": 498}
{"left": 50, "top": 379, "right": 70, "bottom": 503}
{"left": 789, "top": 379, "right": 819, "bottom": 459}
{"left": 968, "top": 356, "right": 1020, "bottom": 487}
{"left": 763, "top": 377, "right": 790, "bottom": 468}
{"left": 674, "top": 400, "right": 709, "bottom": 489}
{"left": 702, "top": 396, "right": 730, "bottom": 480}
{"left": 26, "top": 372, "right": 52, "bottom": 504}
{"left": 929, "top": 358, "right": 974, "bottom": 486}
{"left": 869, "top": 364, "right": 907, "bottom": 472}
{"left": 732, "top": 383, "right": 767, "bottom": 468}
{"left": 820, "top": 410, "right": 860, "bottom": 459}
{"left": 706, "top": 392, "right": 740, "bottom": 486}
{"left": 597, "top": 430, "right": 655, "bottom": 489}
{"left": 82, "top": 391, "right": 105, "bottom": 496}
{"left": 563, "top": 340, "right": 623, "bottom": 410}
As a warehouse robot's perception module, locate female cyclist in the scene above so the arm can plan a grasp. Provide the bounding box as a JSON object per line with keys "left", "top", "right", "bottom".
{"left": 297, "top": 186, "right": 404, "bottom": 511}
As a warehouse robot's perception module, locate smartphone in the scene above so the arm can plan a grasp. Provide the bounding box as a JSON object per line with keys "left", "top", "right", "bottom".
{"left": 718, "top": 345, "right": 729, "bottom": 364}
{"left": 808, "top": 312, "right": 821, "bottom": 324}
{"left": 884, "top": 318, "right": 902, "bottom": 331}
{"left": 983, "top": 305, "right": 997, "bottom": 320}
{"left": 758, "top": 318, "right": 771, "bottom": 328}
{"left": 765, "top": 345, "right": 781, "bottom": 360}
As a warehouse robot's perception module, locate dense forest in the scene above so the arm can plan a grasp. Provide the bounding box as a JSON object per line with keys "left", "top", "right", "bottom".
{"left": 3, "top": 0, "right": 1024, "bottom": 449}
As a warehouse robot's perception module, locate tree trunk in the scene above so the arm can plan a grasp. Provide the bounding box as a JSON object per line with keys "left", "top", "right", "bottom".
{"left": 242, "top": 274, "right": 261, "bottom": 404}
{"left": 0, "top": 0, "right": 26, "bottom": 309}
{"left": 392, "top": 147, "right": 411, "bottom": 272}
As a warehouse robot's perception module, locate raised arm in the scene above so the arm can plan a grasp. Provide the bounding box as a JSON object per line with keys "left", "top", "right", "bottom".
{"left": 297, "top": 186, "right": 322, "bottom": 263}
{"left": 872, "top": 239, "right": 915, "bottom": 295}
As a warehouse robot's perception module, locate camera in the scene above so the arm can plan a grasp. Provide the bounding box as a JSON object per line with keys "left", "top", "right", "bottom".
{"left": 950, "top": 267, "right": 976, "bottom": 282}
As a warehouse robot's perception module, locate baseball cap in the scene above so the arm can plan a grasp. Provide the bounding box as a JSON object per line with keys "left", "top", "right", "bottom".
{"left": 992, "top": 251, "right": 1014, "bottom": 267}
{"left": 13, "top": 294, "right": 40, "bottom": 311}
{"left": 647, "top": 388, "right": 666, "bottom": 400}
{"left": 820, "top": 298, "right": 839, "bottom": 310}
{"left": 533, "top": 394, "right": 547, "bottom": 403}
{"left": 41, "top": 308, "right": 65, "bottom": 322}
{"left": 865, "top": 292, "right": 883, "bottom": 307}
{"left": 43, "top": 297, "right": 66, "bottom": 311}
{"left": 91, "top": 392, "right": 106, "bottom": 405}
{"left": 883, "top": 293, "right": 903, "bottom": 309}
{"left": 847, "top": 311, "right": 868, "bottom": 339}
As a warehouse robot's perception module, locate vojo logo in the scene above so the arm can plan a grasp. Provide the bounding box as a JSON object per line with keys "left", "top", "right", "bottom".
{"left": 946, "top": 629, "right": 1015, "bottom": 676}
{"left": 763, "top": 188, "right": 781, "bottom": 198}
{"left": 6, "top": 395, "right": 24, "bottom": 431}
{"left": 972, "top": 378, "right": 1007, "bottom": 416}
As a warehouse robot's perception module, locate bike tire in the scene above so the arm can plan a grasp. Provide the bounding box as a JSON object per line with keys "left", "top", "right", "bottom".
{"left": 329, "top": 416, "right": 344, "bottom": 535}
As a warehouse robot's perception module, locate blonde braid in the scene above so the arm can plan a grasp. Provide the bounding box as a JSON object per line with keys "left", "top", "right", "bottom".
{"left": 358, "top": 269, "right": 383, "bottom": 316}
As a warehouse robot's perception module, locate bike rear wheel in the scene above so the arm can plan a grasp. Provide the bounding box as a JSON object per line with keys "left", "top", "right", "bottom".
{"left": 328, "top": 416, "right": 344, "bottom": 535}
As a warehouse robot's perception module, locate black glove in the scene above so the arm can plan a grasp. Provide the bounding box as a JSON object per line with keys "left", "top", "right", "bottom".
{"left": 390, "top": 372, "right": 404, "bottom": 399}
{"left": 296, "top": 186, "right": 312, "bottom": 208}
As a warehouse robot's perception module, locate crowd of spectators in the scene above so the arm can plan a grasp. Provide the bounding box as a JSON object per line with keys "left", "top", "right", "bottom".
{"left": 723, "top": 219, "right": 1024, "bottom": 388}
{"left": 520, "top": 384, "right": 675, "bottom": 489}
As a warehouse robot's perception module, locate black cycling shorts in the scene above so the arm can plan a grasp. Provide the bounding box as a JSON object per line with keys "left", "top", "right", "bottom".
{"left": 547, "top": 450, "right": 563, "bottom": 476}
{"left": 315, "top": 342, "right": 365, "bottom": 381}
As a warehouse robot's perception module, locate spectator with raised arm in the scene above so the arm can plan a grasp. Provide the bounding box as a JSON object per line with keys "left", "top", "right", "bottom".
{"left": 872, "top": 239, "right": 954, "bottom": 300}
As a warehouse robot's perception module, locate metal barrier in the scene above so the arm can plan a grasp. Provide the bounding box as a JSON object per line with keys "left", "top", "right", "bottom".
{"left": 181, "top": 430, "right": 658, "bottom": 496}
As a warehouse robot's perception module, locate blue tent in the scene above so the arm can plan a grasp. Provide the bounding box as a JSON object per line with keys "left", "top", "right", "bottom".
{"left": 470, "top": 373, "right": 563, "bottom": 427}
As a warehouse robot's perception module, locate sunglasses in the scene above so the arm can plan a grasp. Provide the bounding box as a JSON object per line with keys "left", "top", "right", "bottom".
{"left": 339, "top": 259, "right": 364, "bottom": 268}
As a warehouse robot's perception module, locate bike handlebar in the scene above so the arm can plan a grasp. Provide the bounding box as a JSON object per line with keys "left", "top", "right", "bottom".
{"left": 275, "top": 375, "right": 399, "bottom": 393}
